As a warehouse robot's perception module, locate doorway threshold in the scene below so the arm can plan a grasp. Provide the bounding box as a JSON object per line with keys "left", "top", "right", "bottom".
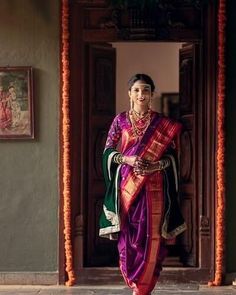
{"left": 75, "top": 267, "right": 212, "bottom": 285}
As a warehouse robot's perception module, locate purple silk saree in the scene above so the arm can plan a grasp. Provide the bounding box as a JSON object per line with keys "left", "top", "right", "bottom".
{"left": 104, "top": 111, "right": 182, "bottom": 295}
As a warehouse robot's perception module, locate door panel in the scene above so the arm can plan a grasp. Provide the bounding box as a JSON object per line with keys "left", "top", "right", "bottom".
{"left": 162, "top": 44, "right": 199, "bottom": 267}
{"left": 85, "top": 43, "right": 118, "bottom": 266}
{"left": 178, "top": 43, "right": 199, "bottom": 267}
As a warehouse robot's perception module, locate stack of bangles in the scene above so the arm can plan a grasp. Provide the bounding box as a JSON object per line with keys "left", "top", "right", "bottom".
{"left": 113, "top": 153, "right": 124, "bottom": 165}
{"left": 113, "top": 153, "right": 170, "bottom": 171}
{"left": 155, "top": 158, "right": 170, "bottom": 170}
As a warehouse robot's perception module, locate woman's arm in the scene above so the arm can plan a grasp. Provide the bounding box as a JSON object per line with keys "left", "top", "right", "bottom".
{"left": 104, "top": 115, "right": 122, "bottom": 150}
{"left": 105, "top": 114, "right": 148, "bottom": 168}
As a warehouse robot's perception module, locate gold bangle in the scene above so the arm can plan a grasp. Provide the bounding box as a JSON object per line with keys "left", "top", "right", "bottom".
{"left": 113, "top": 153, "right": 124, "bottom": 165}
{"left": 156, "top": 158, "right": 170, "bottom": 170}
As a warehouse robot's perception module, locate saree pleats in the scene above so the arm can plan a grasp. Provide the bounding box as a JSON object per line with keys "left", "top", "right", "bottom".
{"left": 118, "top": 172, "right": 166, "bottom": 295}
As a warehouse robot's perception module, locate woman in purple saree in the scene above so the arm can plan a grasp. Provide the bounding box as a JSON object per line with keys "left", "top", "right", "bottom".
{"left": 99, "top": 74, "right": 186, "bottom": 295}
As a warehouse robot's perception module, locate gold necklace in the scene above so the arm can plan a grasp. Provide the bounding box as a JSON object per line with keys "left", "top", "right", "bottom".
{"left": 129, "top": 109, "right": 151, "bottom": 137}
{"left": 132, "top": 109, "right": 149, "bottom": 118}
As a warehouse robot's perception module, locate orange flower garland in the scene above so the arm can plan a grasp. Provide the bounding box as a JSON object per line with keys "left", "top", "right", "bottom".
{"left": 61, "top": 0, "right": 76, "bottom": 286}
{"left": 208, "top": 0, "right": 226, "bottom": 287}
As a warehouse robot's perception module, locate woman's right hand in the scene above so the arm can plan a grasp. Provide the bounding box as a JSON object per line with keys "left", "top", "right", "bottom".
{"left": 123, "top": 155, "right": 137, "bottom": 167}
{"left": 123, "top": 155, "right": 149, "bottom": 170}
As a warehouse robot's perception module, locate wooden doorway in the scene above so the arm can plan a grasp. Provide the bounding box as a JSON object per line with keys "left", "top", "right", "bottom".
{"left": 66, "top": 0, "right": 217, "bottom": 284}
{"left": 84, "top": 43, "right": 117, "bottom": 267}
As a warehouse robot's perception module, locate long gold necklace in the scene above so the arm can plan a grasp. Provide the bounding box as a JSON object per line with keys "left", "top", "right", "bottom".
{"left": 129, "top": 109, "right": 151, "bottom": 137}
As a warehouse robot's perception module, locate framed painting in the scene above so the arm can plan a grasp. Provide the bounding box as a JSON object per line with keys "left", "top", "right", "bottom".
{"left": 161, "top": 92, "right": 179, "bottom": 120}
{"left": 0, "top": 66, "right": 34, "bottom": 139}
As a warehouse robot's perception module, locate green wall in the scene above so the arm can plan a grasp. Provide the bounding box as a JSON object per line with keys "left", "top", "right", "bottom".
{"left": 0, "top": 0, "right": 59, "bottom": 271}
{"left": 226, "top": 0, "right": 236, "bottom": 273}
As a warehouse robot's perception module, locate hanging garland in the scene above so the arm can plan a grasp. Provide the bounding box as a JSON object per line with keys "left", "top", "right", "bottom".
{"left": 208, "top": 0, "right": 226, "bottom": 287}
{"left": 61, "top": 0, "right": 76, "bottom": 287}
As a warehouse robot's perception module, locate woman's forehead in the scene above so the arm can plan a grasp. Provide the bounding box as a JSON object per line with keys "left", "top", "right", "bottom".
{"left": 131, "top": 81, "right": 151, "bottom": 89}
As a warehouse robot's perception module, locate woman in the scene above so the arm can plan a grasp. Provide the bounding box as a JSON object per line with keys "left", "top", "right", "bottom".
{"left": 0, "top": 85, "right": 12, "bottom": 130}
{"left": 8, "top": 86, "right": 21, "bottom": 128}
{"left": 99, "top": 74, "right": 186, "bottom": 295}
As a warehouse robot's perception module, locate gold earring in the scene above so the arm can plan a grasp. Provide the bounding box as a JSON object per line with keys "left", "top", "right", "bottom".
{"left": 130, "top": 99, "right": 134, "bottom": 110}
{"left": 148, "top": 98, "right": 152, "bottom": 110}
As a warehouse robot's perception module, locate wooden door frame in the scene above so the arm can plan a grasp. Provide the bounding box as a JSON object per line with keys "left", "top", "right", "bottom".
{"left": 59, "top": 0, "right": 218, "bottom": 284}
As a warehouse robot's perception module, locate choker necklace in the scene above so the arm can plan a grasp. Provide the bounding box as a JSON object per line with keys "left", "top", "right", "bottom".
{"left": 132, "top": 109, "right": 149, "bottom": 118}
{"left": 129, "top": 109, "right": 151, "bottom": 137}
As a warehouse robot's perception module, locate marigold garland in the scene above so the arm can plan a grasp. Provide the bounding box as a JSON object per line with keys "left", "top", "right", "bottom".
{"left": 61, "top": 0, "right": 76, "bottom": 286}
{"left": 208, "top": 0, "right": 226, "bottom": 287}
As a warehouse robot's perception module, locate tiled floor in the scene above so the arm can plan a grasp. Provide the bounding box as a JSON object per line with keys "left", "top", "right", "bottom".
{"left": 0, "top": 285, "right": 235, "bottom": 295}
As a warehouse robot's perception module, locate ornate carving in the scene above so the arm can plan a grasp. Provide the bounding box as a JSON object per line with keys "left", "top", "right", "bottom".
{"left": 108, "top": 0, "right": 204, "bottom": 40}
{"left": 109, "top": 0, "right": 208, "bottom": 9}
{"left": 77, "top": 0, "right": 106, "bottom": 4}
{"left": 82, "top": 1, "right": 203, "bottom": 40}
{"left": 84, "top": 8, "right": 117, "bottom": 29}
{"left": 99, "top": 17, "right": 117, "bottom": 29}
{"left": 200, "top": 215, "right": 210, "bottom": 236}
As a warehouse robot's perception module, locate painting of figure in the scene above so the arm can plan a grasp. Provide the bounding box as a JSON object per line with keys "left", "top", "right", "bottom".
{"left": 0, "top": 67, "right": 33, "bottom": 139}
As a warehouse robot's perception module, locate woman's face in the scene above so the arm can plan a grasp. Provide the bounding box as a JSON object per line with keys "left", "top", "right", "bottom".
{"left": 128, "top": 80, "right": 152, "bottom": 109}
{"left": 9, "top": 87, "right": 15, "bottom": 94}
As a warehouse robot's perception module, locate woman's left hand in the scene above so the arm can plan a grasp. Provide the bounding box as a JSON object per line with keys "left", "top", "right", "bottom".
{"left": 133, "top": 161, "right": 156, "bottom": 176}
{"left": 133, "top": 158, "right": 170, "bottom": 176}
